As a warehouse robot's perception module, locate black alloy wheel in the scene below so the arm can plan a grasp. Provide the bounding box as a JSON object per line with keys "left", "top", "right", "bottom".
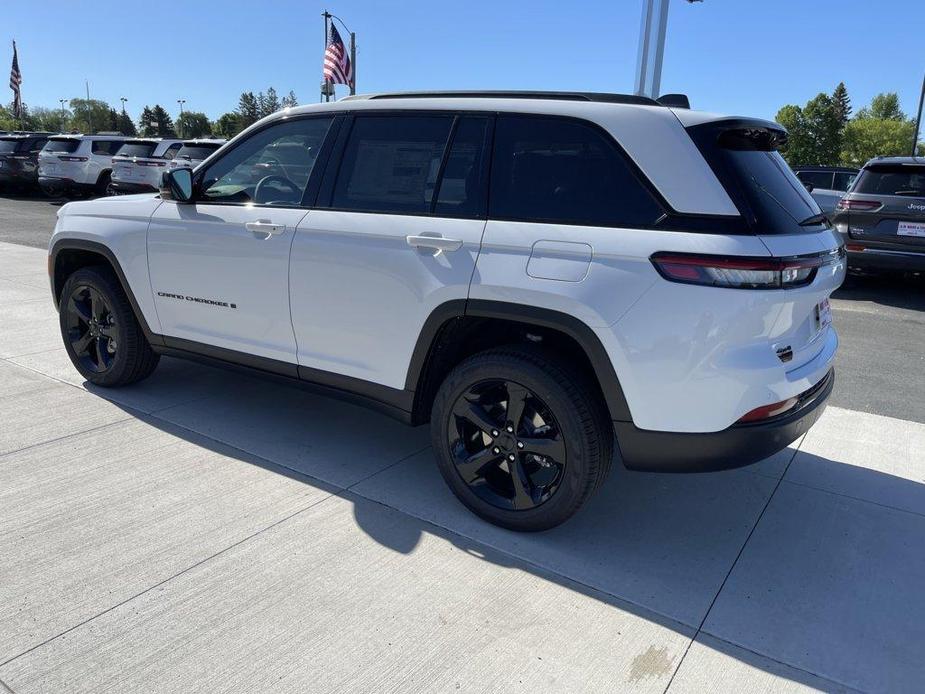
{"left": 65, "top": 284, "right": 120, "bottom": 374}
{"left": 449, "top": 379, "right": 567, "bottom": 511}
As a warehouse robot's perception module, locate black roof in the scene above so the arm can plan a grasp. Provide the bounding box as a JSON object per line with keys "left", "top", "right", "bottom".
{"left": 792, "top": 165, "right": 859, "bottom": 173}
{"left": 863, "top": 156, "right": 925, "bottom": 168}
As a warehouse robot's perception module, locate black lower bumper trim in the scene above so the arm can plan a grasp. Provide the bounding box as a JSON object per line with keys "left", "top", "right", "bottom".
{"left": 615, "top": 369, "right": 835, "bottom": 473}
{"left": 847, "top": 249, "right": 925, "bottom": 273}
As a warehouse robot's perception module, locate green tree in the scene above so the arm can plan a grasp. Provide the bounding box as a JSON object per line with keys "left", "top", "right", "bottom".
{"left": 842, "top": 114, "right": 918, "bottom": 166}
{"left": 802, "top": 93, "right": 842, "bottom": 165}
{"left": 176, "top": 111, "right": 212, "bottom": 138}
{"left": 212, "top": 112, "right": 240, "bottom": 138}
{"left": 263, "top": 87, "right": 280, "bottom": 117}
{"left": 67, "top": 98, "right": 113, "bottom": 134}
{"left": 860, "top": 93, "right": 904, "bottom": 121}
{"left": 832, "top": 82, "right": 851, "bottom": 127}
{"left": 775, "top": 104, "right": 814, "bottom": 165}
{"left": 281, "top": 90, "right": 298, "bottom": 108}
{"left": 236, "top": 91, "right": 259, "bottom": 130}
{"left": 117, "top": 111, "right": 137, "bottom": 136}
{"left": 138, "top": 106, "right": 156, "bottom": 136}
{"left": 150, "top": 105, "right": 176, "bottom": 137}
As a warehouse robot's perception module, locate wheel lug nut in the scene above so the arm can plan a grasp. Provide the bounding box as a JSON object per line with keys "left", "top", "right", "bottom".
{"left": 517, "top": 441, "right": 524, "bottom": 449}
{"left": 508, "top": 454, "right": 515, "bottom": 461}
{"left": 506, "top": 426, "right": 513, "bottom": 433}
{"left": 491, "top": 430, "right": 499, "bottom": 437}
{"left": 492, "top": 447, "right": 500, "bottom": 454}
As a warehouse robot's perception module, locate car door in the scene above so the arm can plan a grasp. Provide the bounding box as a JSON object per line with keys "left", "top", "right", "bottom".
{"left": 148, "top": 115, "right": 335, "bottom": 365}
{"left": 290, "top": 112, "right": 490, "bottom": 389}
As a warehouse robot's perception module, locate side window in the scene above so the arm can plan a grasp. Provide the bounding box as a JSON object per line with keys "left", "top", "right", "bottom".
{"left": 832, "top": 171, "right": 856, "bottom": 192}
{"left": 434, "top": 117, "right": 489, "bottom": 217}
{"left": 331, "top": 115, "right": 454, "bottom": 214}
{"left": 200, "top": 117, "right": 333, "bottom": 206}
{"left": 161, "top": 143, "right": 182, "bottom": 161}
{"left": 489, "top": 116, "right": 663, "bottom": 227}
{"left": 796, "top": 170, "right": 835, "bottom": 190}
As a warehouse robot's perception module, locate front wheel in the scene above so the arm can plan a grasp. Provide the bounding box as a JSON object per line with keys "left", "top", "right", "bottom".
{"left": 59, "top": 266, "right": 160, "bottom": 387}
{"left": 431, "top": 348, "right": 613, "bottom": 531}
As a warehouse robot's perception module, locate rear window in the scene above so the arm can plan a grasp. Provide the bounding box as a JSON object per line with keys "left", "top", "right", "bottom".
{"left": 689, "top": 124, "right": 824, "bottom": 233}
{"left": 853, "top": 165, "right": 925, "bottom": 197}
{"left": 176, "top": 144, "right": 221, "bottom": 161}
{"left": 796, "top": 170, "right": 834, "bottom": 190}
{"left": 92, "top": 140, "right": 124, "bottom": 155}
{"left": 116, "top": 142, "right": 157, "bottom": 158}
{"left": 42, "top": 139, "right": 80, "bottom": 154}
{"left": 0, "top": 139, "right": 20, "bottom": 153}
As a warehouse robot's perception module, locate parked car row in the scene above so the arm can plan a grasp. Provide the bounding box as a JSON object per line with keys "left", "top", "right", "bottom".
{"left": 0, "top": 131, "right": 225, "bottom": 198}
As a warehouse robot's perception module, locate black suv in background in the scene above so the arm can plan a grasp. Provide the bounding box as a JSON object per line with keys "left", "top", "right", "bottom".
{"left": 831, "top": 156, "right": 925, "bottom": 273}
{"left": 0, "top": 132, "right": 53, "bottom": 191}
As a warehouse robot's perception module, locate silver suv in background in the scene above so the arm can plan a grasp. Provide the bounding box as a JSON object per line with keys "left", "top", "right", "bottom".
{"left": 38, "top": 135, "right": 127, "bottom": 197}
{"left": 793, "top": 166, "right": 858, "bottom": 214}
{"left": 109, "top": 138, "right": 183, "bottom": 194}
{"left": 169, "top": 139, "right": 227, "bottom": 171}
{"left": 831, "top": 156, "right": 925, "bottom": 274}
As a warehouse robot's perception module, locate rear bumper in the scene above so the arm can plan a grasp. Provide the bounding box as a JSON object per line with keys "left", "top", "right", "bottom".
{"left": 109, "top": 180, "right": 157, "bottom": 194}
{"left": 0, "top": 168, "right": 37, "bottom": 184}
{"left": 846, "top": 247, "right": 925, "bottom": 273}
{"left": 616, "top": 369, "right": 834, "bottom": 473}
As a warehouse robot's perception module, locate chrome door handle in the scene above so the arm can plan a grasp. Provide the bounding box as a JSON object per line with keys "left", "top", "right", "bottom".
{"left": 245, "top": 221, "right": 286, "bottom": 236}
{"left": 405, "top": 235, "right": 463, "bottom": 252}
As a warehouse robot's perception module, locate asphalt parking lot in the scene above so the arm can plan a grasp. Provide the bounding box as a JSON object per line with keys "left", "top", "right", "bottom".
{"left": 1, "top": 193, "right": 925, "bottom": 692}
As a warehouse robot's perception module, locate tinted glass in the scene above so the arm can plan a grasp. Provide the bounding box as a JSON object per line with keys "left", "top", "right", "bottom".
{"left": 0, "top": 139, "right": 19, "bottom": 153}
{"left": 176, "top": 144, "right": 221, "bottom": 161}
{"left": 42, "top": 139, "right": 80, "bottom": 154}
{"left": 434, "top": 117, "right": 488, "bottom": 217}
{"left": 116, "top": 142, "right": 157, "bottom": 158}
{"left": 201, "top": 116, "right": 332, "bottom": 205}
{"left": 853, "top": 165, "right": 925, "bottom": 197}
{"left": 690, "top": 126, "right": 822, "bottom": 233}
{"left": 91, "top": 140, "right": 124, "bottom": 155}
{"left": 161, "top": 143, "right": 182, "bottom": 160}
{"left": 332, "top": 115, "right": 453, "bottom": 214}
{"left": 796, "top": 170, "right": 834, "bottom": 189}
{"left": 490, "top": 116, "right": 663, "bottom": 227}
{"left": 832, "top": 171, "right": 856, "bottom": 192}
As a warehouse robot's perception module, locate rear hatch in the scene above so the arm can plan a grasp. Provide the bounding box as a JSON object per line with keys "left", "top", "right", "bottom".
{"left": 0, "top": 137, "right": 23, "bottom": 173}
{"left": 112, "top": 140, "right": 164, "bottom": 187}
{"left": 38, "top": 138, "right": 83, "bottom": 179}
{"left": 170, "top": 142, "right": 223, "bottom": 170}
{"left": 841, "top": 162, "right": 925, "bottom": 251}
{"left": 684, "top": 117, "right": 845, "bottom": 375}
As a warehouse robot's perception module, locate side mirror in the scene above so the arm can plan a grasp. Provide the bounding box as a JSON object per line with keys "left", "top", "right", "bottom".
{"left": 802, "top": 181, "right": 815, "bottom": 193}
{"left": 159, "top": 168, "right": 193, "bottom": 203}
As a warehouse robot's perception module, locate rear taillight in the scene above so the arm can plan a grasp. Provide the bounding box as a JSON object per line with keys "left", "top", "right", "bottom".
{"left": 58, "top": 155, "right": 88, "bottom": 162}
{"left": 650, "top": 252, "right": 837, "bottom": 289}
{"left": 737, "top": 396, "right": 799, "bottom": 423}
{"left": 836, "top": 198, "right": 881, "bottom": 211}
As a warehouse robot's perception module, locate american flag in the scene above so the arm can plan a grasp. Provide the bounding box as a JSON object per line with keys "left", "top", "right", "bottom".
{"left": 9, "top": 41, "right": 22, "bottom": 118}
{"left": 322, "top": 23, "right": 353, "bottom": 89}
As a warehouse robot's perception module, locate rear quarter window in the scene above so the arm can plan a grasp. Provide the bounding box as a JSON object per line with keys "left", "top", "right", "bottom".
{"left": 489, "top": 115, "right": 664, "bottom": 227}
{"left": 42, "top": 139, "right": 81, "bottom": 154}
{"left": 116, "top": 142, "right": 157, "bottom": 158}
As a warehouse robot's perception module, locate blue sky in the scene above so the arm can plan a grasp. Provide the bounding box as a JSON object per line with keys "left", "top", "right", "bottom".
{"left": 5, "top": 0, "right": 924, "bottom": 123}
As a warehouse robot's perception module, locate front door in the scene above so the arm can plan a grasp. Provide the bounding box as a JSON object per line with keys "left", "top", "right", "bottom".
{"left": 147, "top": 116, "right": 335, "bottom": 365}
{"left": 290, "top": 113, "right": 491, "bottom": 389}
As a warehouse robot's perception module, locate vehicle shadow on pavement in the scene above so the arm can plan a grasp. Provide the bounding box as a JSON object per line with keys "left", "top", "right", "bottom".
{"left": 833, "top": 272, "right": 925, "bottom": 312}
{"left": 84, "top": 367, "right": 925, "bottom": 692}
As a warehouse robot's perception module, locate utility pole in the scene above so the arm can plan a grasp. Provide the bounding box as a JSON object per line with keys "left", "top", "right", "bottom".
{"left": 912, "top": 72, "right": 924, "bottom": 157}
{"left": 177, "top": 99, "right": 186, "bottom": 138}
{"left": 120, "top": 97, "right": 128, "bottom": 116}
{"left": 634, "top": 0, "right": 702, "bottom": 99}
{"left": 59, "top": 99, "right": 67, "bottom": 130}
{"left": 85, "top": 80, "right": 93, "bottom": 134}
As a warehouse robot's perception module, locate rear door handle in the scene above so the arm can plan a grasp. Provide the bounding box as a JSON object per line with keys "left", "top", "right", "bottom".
{"left": 405, "top": 235, "right": 463, "bottom": 252}
{"left": 245, "top": 221, "right": 286, "bottom": 236}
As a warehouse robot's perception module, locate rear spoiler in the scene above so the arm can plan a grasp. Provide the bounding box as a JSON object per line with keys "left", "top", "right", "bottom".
{"left": 657, "top": 93, "right": 690, "bottom": 109}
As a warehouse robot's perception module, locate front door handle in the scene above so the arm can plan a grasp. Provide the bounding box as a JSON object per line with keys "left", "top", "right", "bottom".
{"left": 405, "top": 235, "right": 464, "bottom": 252}
{"left": 245, "top": 221, "right": 286, "bottom": 237}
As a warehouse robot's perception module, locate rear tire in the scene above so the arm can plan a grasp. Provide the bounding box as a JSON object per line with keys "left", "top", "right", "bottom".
{"left": 59, "top": 266, "right": 160, "bottom": 387}
{"left": 96, "top": 171, "right": 112, "bottom": 197}
{"left": 431, "top": 347, "right": 613, "bottom": 531}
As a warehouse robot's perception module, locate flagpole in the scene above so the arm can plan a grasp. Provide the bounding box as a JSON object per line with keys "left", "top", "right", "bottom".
{"left": 349, "top": 32, "right": 356, "bottom": 96}
{"left": 322, "top": 10, "right": 332, "bottom": 103}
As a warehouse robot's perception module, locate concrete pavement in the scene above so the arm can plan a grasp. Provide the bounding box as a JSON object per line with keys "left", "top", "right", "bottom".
{"left": 1, "top": 240, "right": 923, "bottom": 692}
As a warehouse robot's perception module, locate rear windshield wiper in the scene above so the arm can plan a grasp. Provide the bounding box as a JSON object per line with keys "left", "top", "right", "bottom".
{"left": 798, "top": 213, "right": 828, "bottom": 226}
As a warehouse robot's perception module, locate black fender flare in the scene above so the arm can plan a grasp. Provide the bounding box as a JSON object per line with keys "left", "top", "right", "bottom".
{"left": 405, "top": 298, "right": 632, "bottom": 423}
{"left": 49, "top": 238, "right": 164, "bottom": 346}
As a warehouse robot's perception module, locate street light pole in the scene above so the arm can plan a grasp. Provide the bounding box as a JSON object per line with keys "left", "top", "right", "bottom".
{"left": 912, "top": 73, "right": 924, "bottom": 157}
{"left": 177, "top": 99, "right": 186, "bottom": 138}
{"left": 58, "top": 99, "right": 67, "bottom": 131}
{"left": 120, "top": 97, "right": 127, "bottom": 116}
{"left": 633, "top": 0, "right": 703, "bottom": 99}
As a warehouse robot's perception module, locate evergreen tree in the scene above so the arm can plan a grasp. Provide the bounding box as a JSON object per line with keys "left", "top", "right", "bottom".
{"left": 832, "top": 82, "right": 851, "bottom": 127}
{"left": 236, "top": 92, "right": 259, "bottom": 130}
{"left": 150, "top": 104, "right": 176, "bottom": 137}
{"left": 213, "top": 112, "right": 240, "bottom": 138}
{"left": 264, "top": 87, "right": 281, "bottom": 115}
{"left": 139, "top": 106, "right": 157, "bottom": 136}
{"left": 117, "top": 111, "right": 137, "bottom": 136}
{"left": 281, "top": 90, "right": 298, "bottom": 108}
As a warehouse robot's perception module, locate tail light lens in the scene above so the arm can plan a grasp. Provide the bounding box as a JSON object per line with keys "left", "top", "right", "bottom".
{"left": 738, "top": 396, "right": 799, "bottom": 423}
{"left": 58, "top": 156, "right": 89, "bottom": 162}
{"left": 650, "top": 251, "right": 840, "bottom": 289}
{"left": 836, "top": 198, "right": 881, "bottom": 211}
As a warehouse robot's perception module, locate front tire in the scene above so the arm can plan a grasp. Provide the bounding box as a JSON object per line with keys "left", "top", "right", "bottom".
{"left": 431, "top": 348, "right": 613, "bottom": 531}
{"left": 59, "top": 266, "right": 160, "bottom": 387}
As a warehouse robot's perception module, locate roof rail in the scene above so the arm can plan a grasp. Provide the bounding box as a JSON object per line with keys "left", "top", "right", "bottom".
{"left": 359, "top": 90, "right": 661, "bottom": 106}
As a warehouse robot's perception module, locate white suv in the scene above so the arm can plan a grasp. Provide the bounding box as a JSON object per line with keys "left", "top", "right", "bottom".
{"left": 168, "top": 139, "right": 227, "bottom": 171}
{"left": 47, "top": 91, "right": 845, "bottom": 530}
{"left": 109, "top": 138, "right": 183, "bottom": 194}
{"left": 38, "top": 134, "right": 127, "bottom": 197}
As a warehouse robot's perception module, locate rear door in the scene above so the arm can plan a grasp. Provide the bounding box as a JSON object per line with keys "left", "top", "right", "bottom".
{"left": 148, "top": 116, "right": 335, "bottom": 365}
{"left": 845, "top": 163, "right": 925, "bottom": 250}
{"left": 290, "top": 112, "right": 490, "bottom": 389}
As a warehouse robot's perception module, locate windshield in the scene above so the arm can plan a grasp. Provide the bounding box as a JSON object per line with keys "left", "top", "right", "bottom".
{"left": 176, "top": 144, "right": 220, "bottom": 161}
{"left": 688, "top": 124, "right": 825, "bottom": 233}
{"left": 0, "top": 139, "right": 20, "bottom": 154}
{"left": 116, "top": 142, "right": 157, "bottom": 158}
{"left": 853, "top": 165, "right": 925, "bottom": 197}
{"left": 42, "top": 139, "right": 80, "bottom": 154}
